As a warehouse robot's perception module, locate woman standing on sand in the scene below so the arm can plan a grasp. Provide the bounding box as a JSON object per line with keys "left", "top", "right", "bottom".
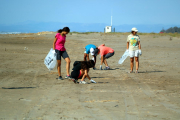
{"left": 53, "top": 27, "right": 71, "bottom": 80}
{"left": 127, "top": 27, "right": 142, "bottom": 73}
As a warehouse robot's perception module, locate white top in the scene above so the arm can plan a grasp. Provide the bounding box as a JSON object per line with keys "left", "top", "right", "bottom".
{"left": 127, "top": 34, "right": 140, "bottom": 51}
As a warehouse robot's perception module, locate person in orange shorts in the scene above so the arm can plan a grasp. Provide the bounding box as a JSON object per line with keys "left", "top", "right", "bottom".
{"left": 98, "top": 44, "right": 115, "bottom": 70}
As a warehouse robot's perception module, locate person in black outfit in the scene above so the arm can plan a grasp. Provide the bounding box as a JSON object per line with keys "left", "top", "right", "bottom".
{"left": 71, "top": 60, "right": 96, "bottom": 84}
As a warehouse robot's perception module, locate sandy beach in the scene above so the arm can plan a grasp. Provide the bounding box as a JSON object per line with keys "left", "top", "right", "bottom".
{"left": 0, "top": 32, "right": 180, "bottom": 120}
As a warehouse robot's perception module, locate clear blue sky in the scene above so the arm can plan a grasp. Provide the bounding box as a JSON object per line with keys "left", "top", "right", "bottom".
{"left": 0, "top": 0, "right": 180, "bottom": 25}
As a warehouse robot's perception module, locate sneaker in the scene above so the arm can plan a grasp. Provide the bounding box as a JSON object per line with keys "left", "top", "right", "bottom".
{"left": 72, "top": 79, "right": 78, "bottom": 84}
{"left": 79, "top": 81, "right": 88, "bottom": 84}
{"left": 90, "top": 79, "right": 96, "bottom": 83}
{"left": 135, "top": 70, "right": 138, "bottom": 73}
{"left": 104, "top": 67, "right": 110, "bottom": 70}
{"left": 65, "top": 75, "right": 72, "bottom": 79}
{"left": 58, "top": 76, "right": 63, "bottom": 80}
{"left": 93, "top": 67, "right": 97, "bottom": 70}
{"left": 128, "top": 71, "right": 133, "bottom": 73}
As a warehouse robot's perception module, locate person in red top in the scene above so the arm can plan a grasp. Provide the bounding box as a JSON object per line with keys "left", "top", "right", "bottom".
{"left": 53, "top": 27, "right": 71, "bottom": 80}
{"left": 98, "top": 44, "right": 115, "bottom": 70}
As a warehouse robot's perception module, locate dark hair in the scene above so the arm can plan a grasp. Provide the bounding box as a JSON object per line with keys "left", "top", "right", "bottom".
{"left": 57, "top": 27, "right": 70, "bottom": 33}
{"left": 131, "top": 31, "right": 137, "bottom": 34}
{"left": 81, "top": 60, "right": 95, "bottom": 70}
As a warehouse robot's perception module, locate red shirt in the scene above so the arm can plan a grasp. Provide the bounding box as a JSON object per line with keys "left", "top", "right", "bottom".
{"left": 55, "top": 33, "right": 66, "bottom": 51}
{"left": 98, "top": 44, "right": 114, "bottom": 56}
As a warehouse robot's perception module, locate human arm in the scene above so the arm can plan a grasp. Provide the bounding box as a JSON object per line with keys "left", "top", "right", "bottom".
{"left": 127, "top": 42, "right": 129, "bottom": 50}
{"left": 100, "top": 56, "right": 104, "bottom": 65}
{"left": 138, "top": 41, "right": 142, "bottom": 55}
{"left": 93, "top": 55, "right": 96, "bottom": 65}
{"left": 87, "top": 54, "right": 90, "bottom": 61}
{"left": 127, "top": 35, "right": 130, "bottom": 50}
{"left": 81, "top": 69, "right": 91, "bottom": 81}
{"left": 53, "top": 38, "right": 57, "bottom": 50}
{"left": 138, "top": 41, "right": 141, "bottom": 49}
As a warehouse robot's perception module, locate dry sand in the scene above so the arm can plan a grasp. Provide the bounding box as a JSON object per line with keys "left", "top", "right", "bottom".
{"left": 0, "top": 32, "right": 180, "bottom": 120}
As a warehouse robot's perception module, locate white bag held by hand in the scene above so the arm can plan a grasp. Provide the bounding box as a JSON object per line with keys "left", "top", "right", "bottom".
{"left": 44, "top": 48, "right": 57, "bottom": 71}
{"left": 118, "top": 50, "right": 130, "bottom": 64}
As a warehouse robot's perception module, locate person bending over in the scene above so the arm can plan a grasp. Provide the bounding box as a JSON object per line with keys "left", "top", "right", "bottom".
{"left": 84, "top": 44, "right": 99, "bottom": 70}
{"left": 98, "top": 44, "right": 115, "bottom": 70}
{"left": 71, "top": 60, "right": 96, "bottom": 84}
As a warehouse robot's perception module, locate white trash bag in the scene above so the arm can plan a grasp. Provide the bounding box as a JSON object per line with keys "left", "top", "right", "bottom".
{"left": 44, "top": 48, "right": 57, "bottom": 71}
{"left": 118, "top": 50, "right": 129, "bottom": 64}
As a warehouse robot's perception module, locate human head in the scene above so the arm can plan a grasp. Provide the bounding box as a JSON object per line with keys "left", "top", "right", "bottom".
{"left": 57, "top": 27, "right": 70, "bottom": 35}
{"left": 87, "top": 60, "right": 95, "bottom": 68}
{"left": 90, "top": 48, "right": 99, "bottom": 56}
{"left": 81, "top": 60, "right": 95, "bottom": 70}
{"left": 131, "top": 27, "right": 138, "bottom": 35}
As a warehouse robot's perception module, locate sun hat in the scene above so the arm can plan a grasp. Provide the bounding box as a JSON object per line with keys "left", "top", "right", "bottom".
{"left": 90, "top": 48, "right": 98, "bottom": 56}
{"left": 131, "top": 27, "right": 138, "bottom": 32}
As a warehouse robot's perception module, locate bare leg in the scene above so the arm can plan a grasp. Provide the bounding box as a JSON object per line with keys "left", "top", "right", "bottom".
{"left": 103, "top": 59, "right": 108, "bottom": 67}
{"left": 135, "top": 57, "right": 139, "bottom": 71}
{"left": 57, "top": 60, "right": 61, "bottom": 76}
{"left": 79, "top": 69, "right": 89, "bottom": 80}
{"left": 84, "top": 53, "right": 87, "bottom": 61}
{"left": 130, "top": 57, "right": 134, "bottom": 72}
{"left": 65, "top": 57, "right": 71, "bottom": 76}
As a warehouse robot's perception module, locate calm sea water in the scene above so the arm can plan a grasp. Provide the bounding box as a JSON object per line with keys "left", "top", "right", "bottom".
{"left": 0, "top": 32, "right": 22, "bottom": 34}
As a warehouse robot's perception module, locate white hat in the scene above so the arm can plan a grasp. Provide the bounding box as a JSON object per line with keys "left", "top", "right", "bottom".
{"left": 131, "top": 27, "right": 138, "bottom": 32}
{"left": 90, "top": 48, "right": 99, "bottom": 56}
{"left": 90, "top": 48, "right": 95, "bottom": 55}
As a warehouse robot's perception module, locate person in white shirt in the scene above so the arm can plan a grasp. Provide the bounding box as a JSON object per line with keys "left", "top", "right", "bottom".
{"left": 127, "top": 28, "right": 142, "bottom": 73}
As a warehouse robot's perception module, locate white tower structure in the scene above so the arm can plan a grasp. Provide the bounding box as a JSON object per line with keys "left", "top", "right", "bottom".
{"left": 111, "top": 16, "right": 112, "bottom": 26}
{"left": 105, "top": 16, "right": 112, "bottom": 33}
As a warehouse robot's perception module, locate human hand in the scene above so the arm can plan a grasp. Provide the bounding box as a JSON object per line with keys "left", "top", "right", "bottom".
{"left": 52, "top": 50, "right": 56, "bottom": 54}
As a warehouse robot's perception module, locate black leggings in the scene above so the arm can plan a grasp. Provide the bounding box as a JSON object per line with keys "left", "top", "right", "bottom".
{"left": 71, "top": 70, "right": 80, "bottom": 79}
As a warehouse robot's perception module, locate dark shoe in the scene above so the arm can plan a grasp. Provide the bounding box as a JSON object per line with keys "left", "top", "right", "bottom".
{"left": 65, "top": 75, "right": 72, "bottom": 79}
{"left": 104, "top": 67, "right": 110, "bottom": 70}
{"left": 72, "top": 79, "right": 78, "bottom": 84}
{"left": 58, "top": 76, "right": 63, "bottom": 80}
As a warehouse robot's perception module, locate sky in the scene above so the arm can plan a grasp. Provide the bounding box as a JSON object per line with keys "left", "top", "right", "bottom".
{"left": 0, "top": 0, "right": 180, "bottom": 26}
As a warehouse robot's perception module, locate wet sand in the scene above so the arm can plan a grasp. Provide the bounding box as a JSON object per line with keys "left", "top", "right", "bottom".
{"left": 0, "top": 32, "right": 180, "bottom": 120}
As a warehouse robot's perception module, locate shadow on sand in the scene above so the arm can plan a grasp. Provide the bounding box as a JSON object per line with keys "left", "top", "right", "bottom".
{"left": 2, "top": 87, "right": 36, "bottom": 89}
{"left": 97, "top": 82, "right": 109, "bottom": 84}
{"left": 138, "top": 71, "right": 165, "bottom": 73}
{"left": 91, "top": 77, "right": 105, "bottom": 78}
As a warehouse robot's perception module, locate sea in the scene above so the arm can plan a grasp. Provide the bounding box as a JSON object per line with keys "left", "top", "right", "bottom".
{"left": 0, "top": 32, "right": 22, "bottom": 34}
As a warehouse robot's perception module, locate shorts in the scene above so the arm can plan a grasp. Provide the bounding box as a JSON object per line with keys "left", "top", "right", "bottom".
{"left": 71, "top": 70, "right": 81, "bottom": 79}
{"left": 104, "top": 52, "right": 115, "bottom": 59}
{"left": 55, "top": 49, "right": 69, "bottom": 60}
{"left": 129, "top": 50, "right": 139, "bottom": 58}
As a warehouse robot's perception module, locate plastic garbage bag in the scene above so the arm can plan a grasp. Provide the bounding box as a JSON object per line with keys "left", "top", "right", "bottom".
{"left": 44, "top": 48, "right": 57, "bottom": 70}
{"left": 118, "top": 50, "right": 129, "bottom": 64}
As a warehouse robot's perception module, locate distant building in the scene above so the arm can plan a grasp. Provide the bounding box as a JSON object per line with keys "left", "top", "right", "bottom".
{"left": 105, "top": 26, "right": 112, "bottom": 33}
